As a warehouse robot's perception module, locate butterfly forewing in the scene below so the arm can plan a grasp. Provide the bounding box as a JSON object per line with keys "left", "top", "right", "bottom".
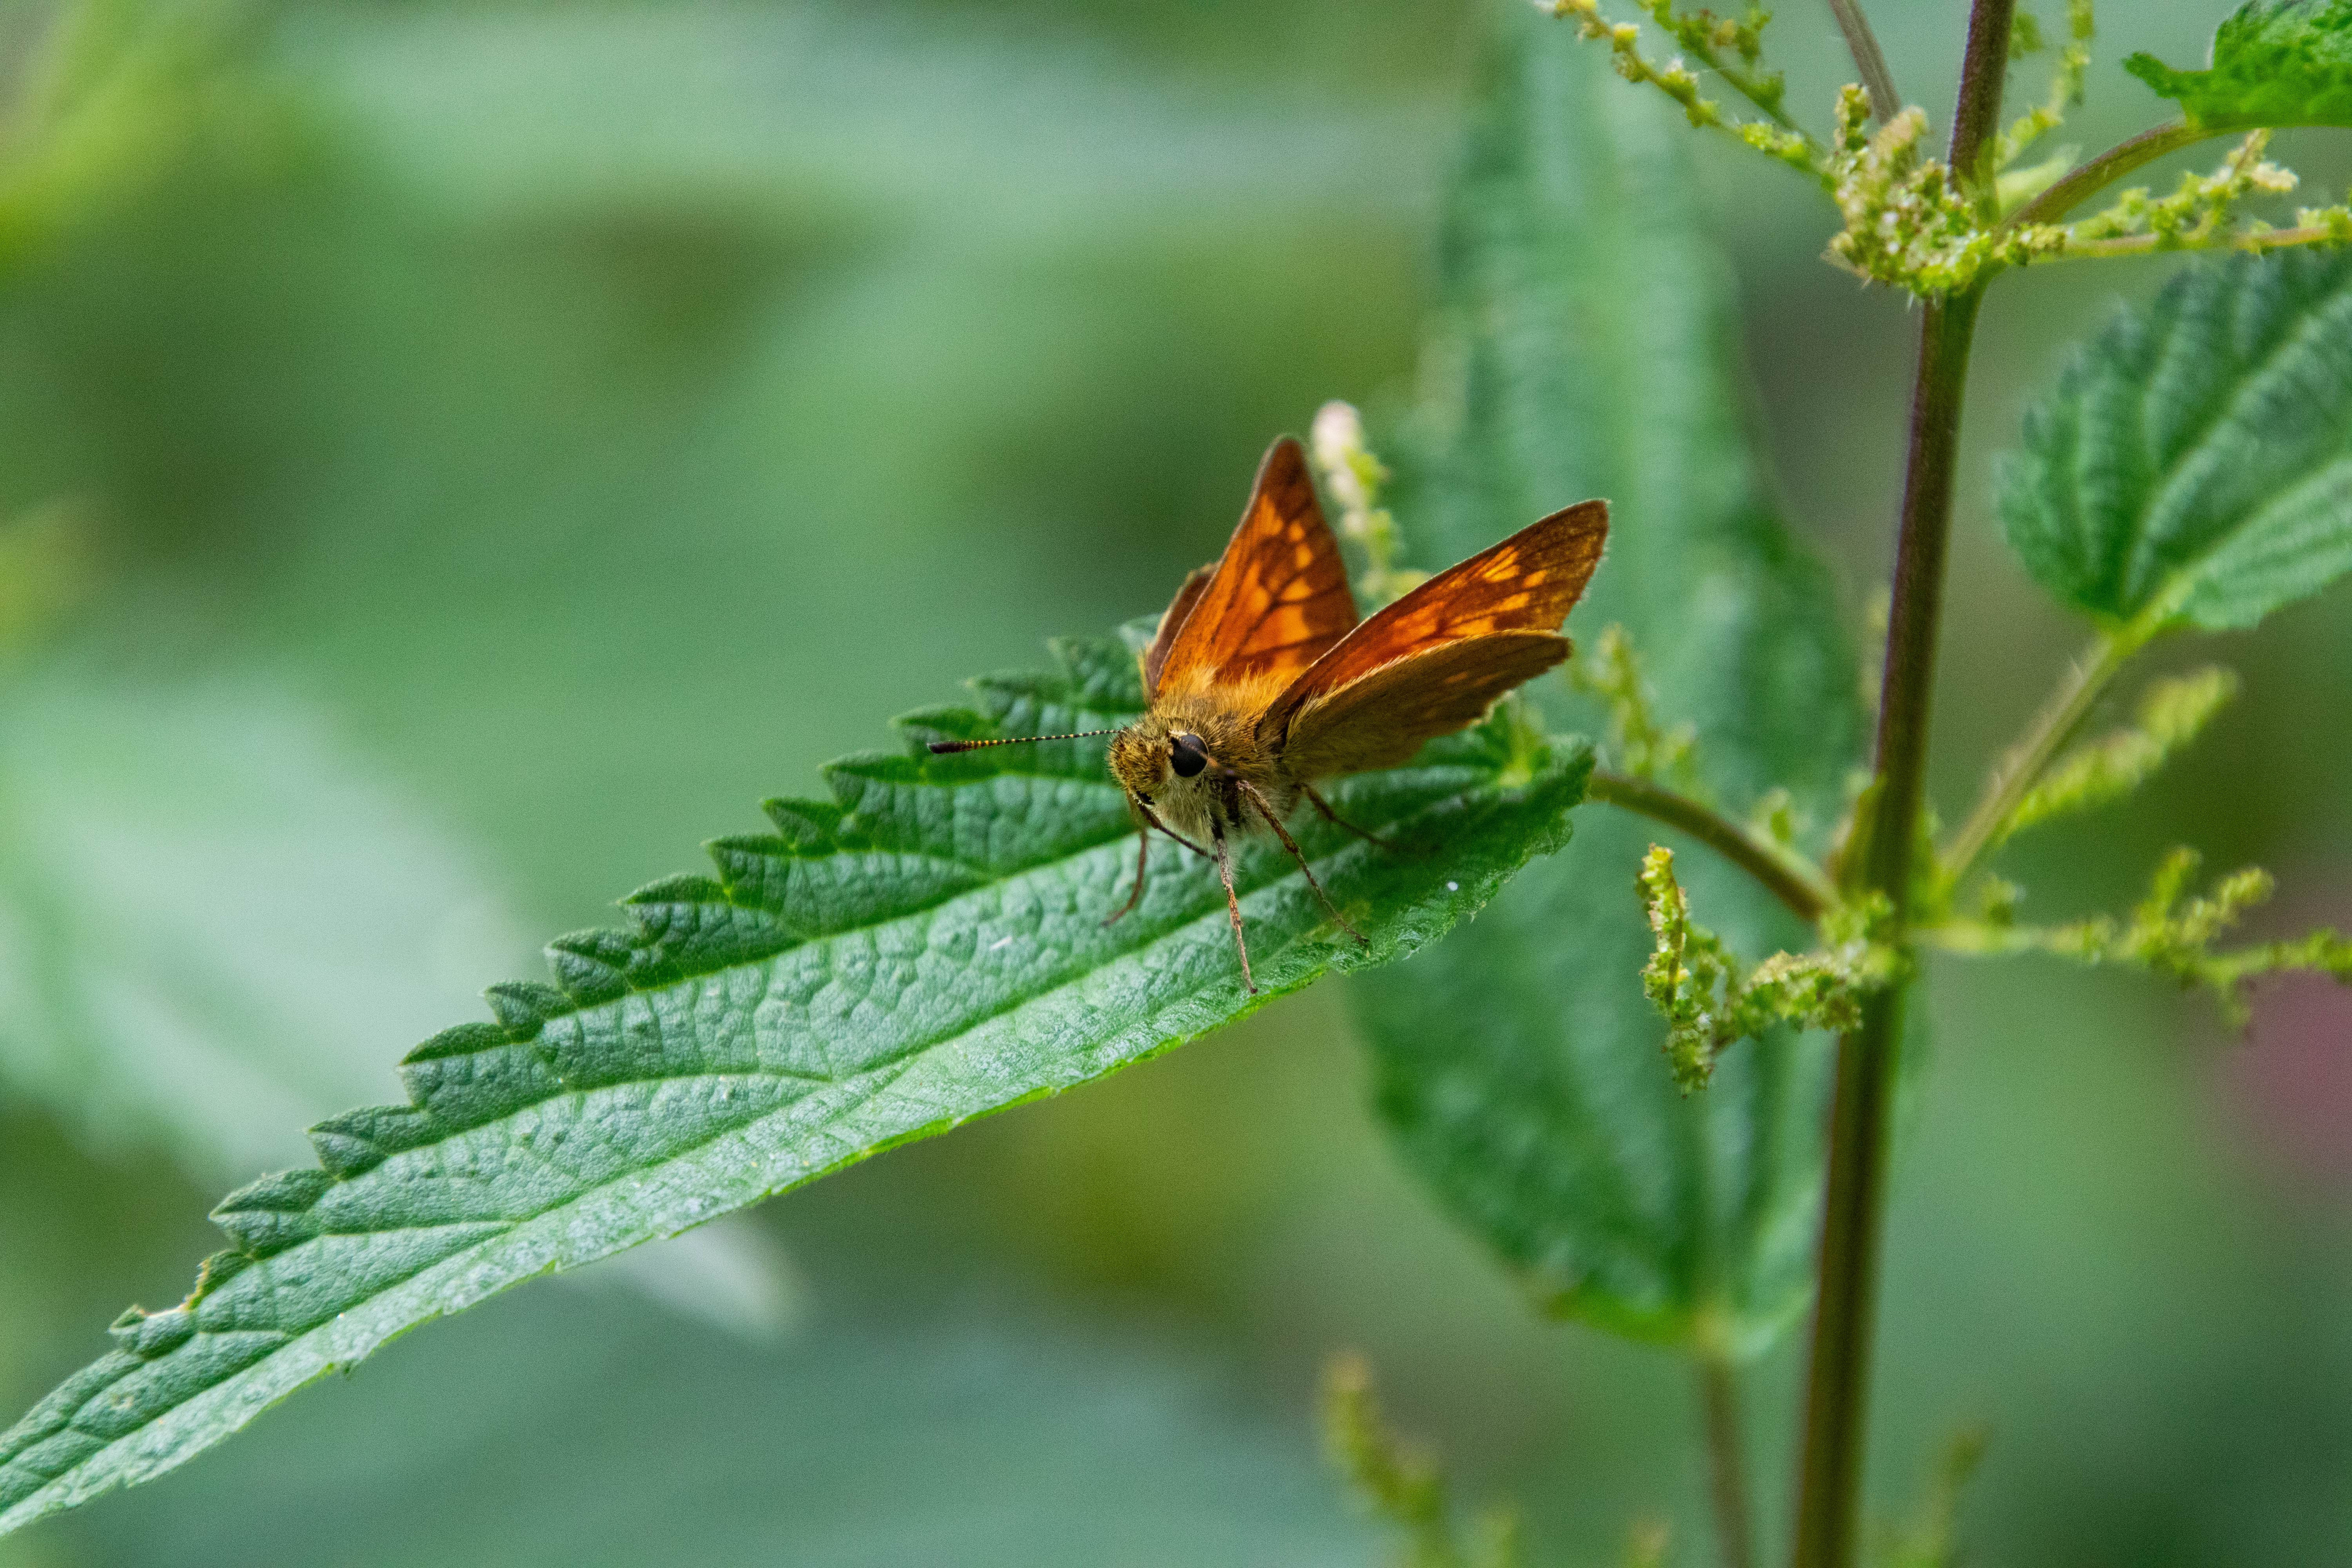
{"left": 1141, "top": 565, "right": 1212, "bottom": 694}
{"left": 1257, "top": 500, "right": 1607, "bottom": 747}
{"left": 1149, "top": 437, "right": 1358, "bottom": 696}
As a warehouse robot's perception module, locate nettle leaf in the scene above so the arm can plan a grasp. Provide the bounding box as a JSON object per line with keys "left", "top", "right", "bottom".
{"left": 0, "top": 634, "right": 1589, "bottom": 1538}
{"left": 2000, "top": 248, "right": 2352, "bottom": 633}
{"left": 1354, "top": 0, "right": 1858, "bottom": 1353}
{"left": 2125, "top": 0, "right": 2352, "bottom": 130}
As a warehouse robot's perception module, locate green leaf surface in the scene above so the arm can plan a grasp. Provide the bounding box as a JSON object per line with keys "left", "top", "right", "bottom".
{"left": 1352, "top": 0, "right": 1860, "bottom": 1353}
{"left": 0, "top": 633, "right": 1588, "bottom": 1538}
{"left": 2125, "top": 0, "right": 2352, "bottom": 130}
{"left": 1999, "top": 248, "right": 2352, "bottom": 633}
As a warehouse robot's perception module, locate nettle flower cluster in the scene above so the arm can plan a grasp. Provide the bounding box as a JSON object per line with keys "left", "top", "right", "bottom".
{"left": 1541, "top": 0, "right": 2352, "bottom": 297}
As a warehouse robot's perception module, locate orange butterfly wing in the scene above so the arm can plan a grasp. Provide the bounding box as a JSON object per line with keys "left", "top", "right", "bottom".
{"left": 1266, "top": 500, "right": 1608, "bottom": 776}
{"left": 1148, "top": 437, "right": 1358, "bottom": 697}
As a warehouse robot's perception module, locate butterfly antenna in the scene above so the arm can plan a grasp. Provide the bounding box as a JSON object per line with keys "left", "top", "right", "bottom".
{"left": 927, "top": 729, "right": 1119, "bottom": 754}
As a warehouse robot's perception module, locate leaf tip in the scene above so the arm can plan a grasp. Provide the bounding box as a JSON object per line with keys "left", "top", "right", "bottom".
{"left": 106, "top": 1306, "right": 196, "bottom": 1360}
{"left": 759, "top": 797, "right": 841, "bottom": 849}
{"left": 483, "top": 980, "right": 565, "bottom": 1039}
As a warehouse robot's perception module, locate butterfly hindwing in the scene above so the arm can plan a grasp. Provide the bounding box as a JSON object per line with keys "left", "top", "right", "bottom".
{"left": 1277, "top": 630, "right": 1569, "bottom": 779}
{"left": 1258, "top": 499, "right": 1607, "bottom": 752}
{"left": 1151, "top": 437, "right": 1358, "bottom": 697}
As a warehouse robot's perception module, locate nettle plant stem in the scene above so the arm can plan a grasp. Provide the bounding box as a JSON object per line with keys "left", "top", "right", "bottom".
{"left": 1793, "top": 2, "right": 2015, "bottom": 1562}
{"left": 1588, "top": 769, "right": 1832, "bottom": 923}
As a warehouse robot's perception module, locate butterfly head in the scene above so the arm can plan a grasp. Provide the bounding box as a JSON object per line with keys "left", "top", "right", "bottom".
{"left": 925, "top": 710, "right": 1229, "bottom": 819}
{"left": 1107, "top": 714, "right": 1208, "bottom": 809}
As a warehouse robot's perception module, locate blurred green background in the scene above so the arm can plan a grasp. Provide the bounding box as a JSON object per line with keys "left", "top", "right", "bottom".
{"left": 2, "top": 0, "right": 2349, "bottom": 1563}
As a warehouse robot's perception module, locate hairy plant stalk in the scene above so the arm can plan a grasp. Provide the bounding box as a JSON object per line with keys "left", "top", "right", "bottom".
{"left": 1792, "top": 4, "right": 2014, "bottom": 1562}
{"left": 1794, "top": 288, "right": 1983, "bottom": 1568}
{"left": 1946, "top": 6, "right": 2018, "bottom": 195}
{"left": 1822, "top": 0, "right": 1899, "bottom": 125}
{"left": 1702, "top": 1355, "right": 1758, "bottom": 1568}
{"left": 1588, "top": 769, "right": 1833, "bottom": 923}
{"left": 1791, "top": 974, "right": 1909, "bottom": 1568}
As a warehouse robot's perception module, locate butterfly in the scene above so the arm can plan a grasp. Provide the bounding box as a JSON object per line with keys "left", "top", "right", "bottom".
{"left": 932, "top": 436, "right": 1607, "bottom": 992}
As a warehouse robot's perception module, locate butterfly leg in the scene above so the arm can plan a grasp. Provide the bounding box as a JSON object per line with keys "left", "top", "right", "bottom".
{"left": 1209, "top": 818, "right": 1258, "bottom": 994}
{"left": 1238, "top": 781, "right": 1368, "bottom": 949}
{"left": 1107, "top": 802, "right": 1216, "bottom": 928}
{"left": 1135, "top": 799, "right": 1211, "bottom": 859}
{"left": 1301, "top": 784, "right": 1409, "bottom": 854}
{"left": 1103, "top": 826, "right": 1152, "bottom": 927}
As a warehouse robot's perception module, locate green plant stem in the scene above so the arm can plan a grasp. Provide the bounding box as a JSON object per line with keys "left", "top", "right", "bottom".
{"left": 1940, "top": 627, "right": 2141, "bottom": 887}
{"left": 1647, "top": 17, "right": 1802, "bottom": 134}
{"left": 1701, "top": 1354, "right": 1757, "bottom": 1568}
{"left": 1699, "top": 51, "right": 1803, "bottom": 134}
{"left": 1792, "top": 4, "right": 2013, "bottom": 1562}
{"left": 2003, "top": 121, "right": 2218, "bottom": 229}
{"left": 1588, "top": 769, "right": 1833, "bottom": 923}
{"left": 1822, "top": 0, "right": 1899, "bottom": 125}
{"left": 2049, "top": 220, "right": 2350, "bottom": 261}
{"left": 1945, "top": 2, "right": 2018, "bottom": 197}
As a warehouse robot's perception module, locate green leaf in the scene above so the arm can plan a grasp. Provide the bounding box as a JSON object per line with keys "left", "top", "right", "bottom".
{"left": 1352, "top": 0, "right": 1860, "bottom": 1354}
{"left": 2124, "top": 0, "right": 2352, "bottom": 130}
{"left": 1998, "top": 248, "right": 2352, "bottom": 633}
{"left": 0, "top": 632, "right": 1588, "bottom": 1539}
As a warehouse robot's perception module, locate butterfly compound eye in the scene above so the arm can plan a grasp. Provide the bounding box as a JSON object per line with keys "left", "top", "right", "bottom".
{"left": 1169, "top": 733, "right": 1210, "bottom": 778}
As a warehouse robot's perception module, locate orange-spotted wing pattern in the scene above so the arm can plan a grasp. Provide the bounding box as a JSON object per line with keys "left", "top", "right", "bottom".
{"left": 1147, "top": 438, "right": 1359, "bottom": 696}
{"left": 1262, "top": 500, "right": 1608, "bottom": 767}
